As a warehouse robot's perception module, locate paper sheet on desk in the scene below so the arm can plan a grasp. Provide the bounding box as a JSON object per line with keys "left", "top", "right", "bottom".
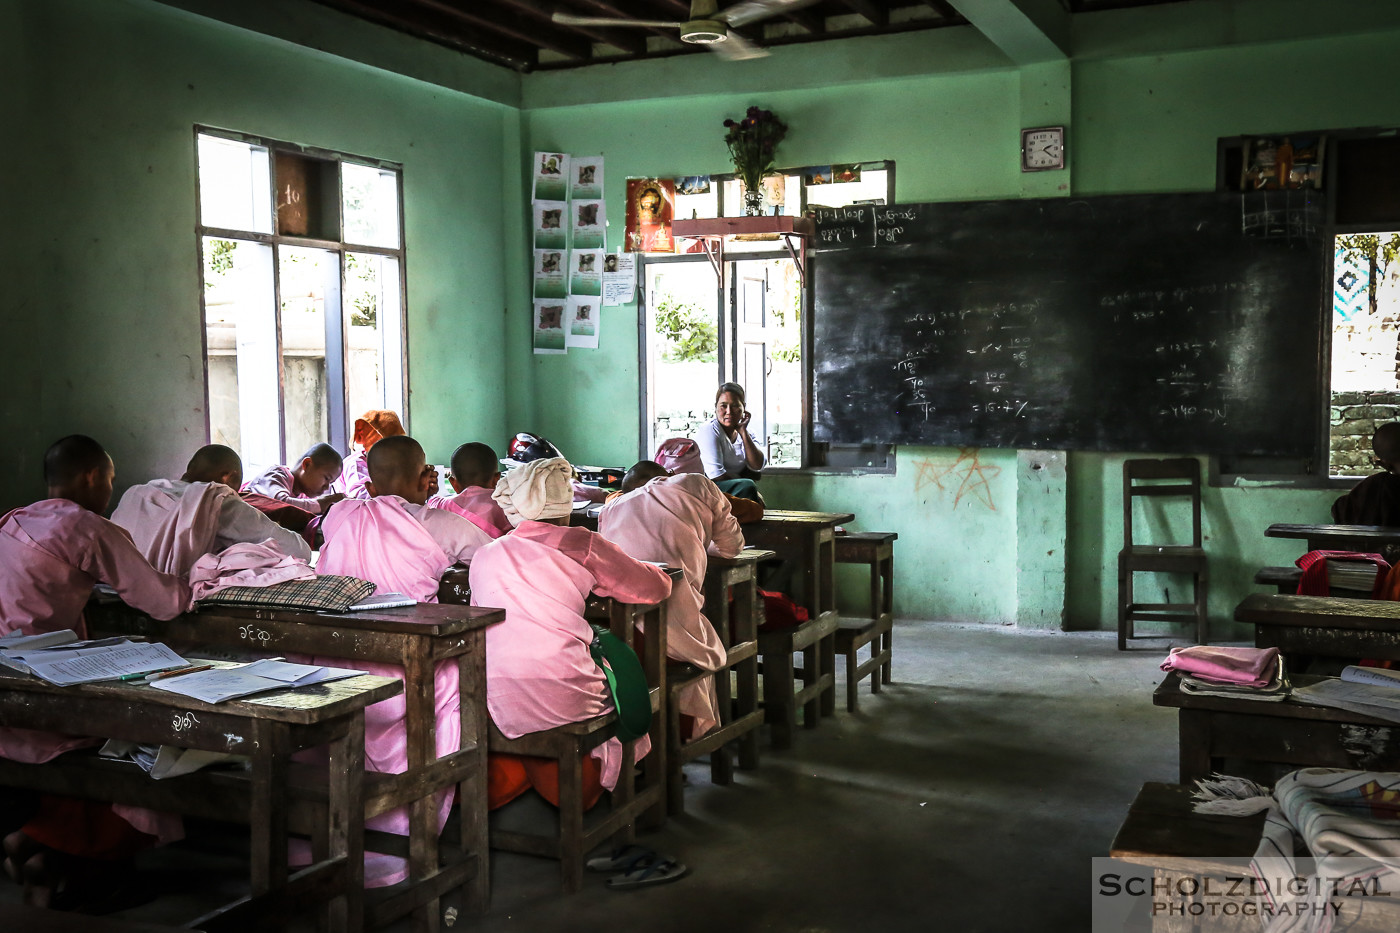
{"left": 148, "top": 658, "right": 362, "bottom": 704}
{"left": 20, "top": 641, "right": 186, "bottom": 686}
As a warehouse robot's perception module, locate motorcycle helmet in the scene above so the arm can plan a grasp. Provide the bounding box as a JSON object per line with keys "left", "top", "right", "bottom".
{"left": 502, "top": 432, "right": 565, "bottom": 467}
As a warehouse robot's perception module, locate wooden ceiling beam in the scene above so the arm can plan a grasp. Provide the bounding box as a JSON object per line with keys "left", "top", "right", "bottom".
{"left": 922, "top": 0, "right": 966, "bottom": 22}
{"left": 312, "top": 0, "right": 537, "bottom": 68}
{"left": 835, "top": 0, "right": 889, "bottom": 25}
{"left": 555, "top": 0, "right": 684, "bottom": 44}
{"left": 483, "top": 0, "right": 650, "bottom": 54}
{"left": 403, "top": 0, "right": 593, "bottom": 59}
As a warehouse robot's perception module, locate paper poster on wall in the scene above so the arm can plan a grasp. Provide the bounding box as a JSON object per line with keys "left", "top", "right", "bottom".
{"left": 532, "top": 152, "right": 570, "bottom": 201}
{"left": 676, "top": 176, "right": 711, "bottom": 195}
{"left": 572, "top": 200, "right": 606, "bottom": 250}
{"left": 532, "top": 200, "right": 568, "bottom": 250}
{"left": 570, "top": 249, "right": 605, "bottom": 297}
{"left": 624, "top": 178, "right": 675, "bottom": 253}
{"left": 533, "top": 249, "right": 568, "bottom": 299}
{"left": 533, "top": 299, "right": 566, "bottom": 354}
{"left": 572, "top": 156, "right": 604, "bottom": 200}
{"left": 602, "top": 252, "right": 637, "bottom": 306}
{"left": 566, "top": 297, "right": 600, "bottom": 350}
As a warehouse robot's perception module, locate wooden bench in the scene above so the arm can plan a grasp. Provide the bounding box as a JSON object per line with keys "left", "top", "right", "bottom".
{"left": 1153, "top": 671, "right": 1400, "bottom": 783}
{"left": 1110, "top": 781, "right": 1400, "bottom": 931}
{"left": 663, "top": 548, "right": 771, "bottom": 816}
{"left": 745, "top": 510, "right": 852, "bottom": 741}
{"left": 1266, "top": 522, "right": 1400, "bottom": 556}
{"left": 1235, "top": 592, "right": 1400, "bottom": 661}
{"left": 87, "top": 597, "right": 502, "bottom": 933}
{"left": 833, "top": 531, "right": 895, "bottom": 712}
{"left": 480, "top": 575, "right": 676, "bottom": 893}
{"left": 0, "top": 666, "right": 399, "bottom": 933}
{"left": 1255, "top": 564, "right": 1377, "bottom": 598}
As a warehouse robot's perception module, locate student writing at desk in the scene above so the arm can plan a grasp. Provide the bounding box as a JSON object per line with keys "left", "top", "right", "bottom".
{"left": 1332, "top": 422, "right": 1400, "bottom": 525}
{"left": 426, "top": 441, "right": 512, "bottom": 538}
{"left": 469, "top": 457, "right": 671, "bottom": 810}
{"left": 309, "top": 434, "right": 490, "bottom": 887}
{"left": 0, "top": 435, "right": 190, "bottom": 910}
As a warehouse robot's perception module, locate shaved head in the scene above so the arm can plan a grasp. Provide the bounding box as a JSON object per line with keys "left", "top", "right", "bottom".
{"left": 450, "top": 443, "right": 499, "bottom": 488}
{"left": 183, "top": 444, "right": 243, "bottom": 488}
{"left": 44, "top": 435, "right": 109, "bottom": 487}
{"left": 301, "top": 443, "right": 343, "bottom": 469}
{"left": 621, "top": 460, "right": 669, "bottom": 494}
{"left": 367, "top": 435, "right": 431, "bottom": 502}
{"left": 1376, "top": 423, "right": 1400, "bottom": 463}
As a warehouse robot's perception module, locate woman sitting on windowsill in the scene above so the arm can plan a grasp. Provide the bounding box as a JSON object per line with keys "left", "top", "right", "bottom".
{"left": 693, "top": 382, "right": 764, "bottom": 504}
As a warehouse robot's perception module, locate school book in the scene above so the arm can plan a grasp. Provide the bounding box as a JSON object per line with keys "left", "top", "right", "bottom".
{"left": 348, "top": 592, "right": 417, "bottom": 611}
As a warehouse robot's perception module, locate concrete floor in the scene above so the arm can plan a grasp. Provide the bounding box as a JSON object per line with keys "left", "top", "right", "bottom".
{"left": 0, "top": 621, "right": 1193, "bottom": 931}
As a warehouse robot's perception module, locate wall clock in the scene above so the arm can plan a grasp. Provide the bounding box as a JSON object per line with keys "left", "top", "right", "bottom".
{"left": 1021, "top": 126, "right": 1065, "bottom": 172}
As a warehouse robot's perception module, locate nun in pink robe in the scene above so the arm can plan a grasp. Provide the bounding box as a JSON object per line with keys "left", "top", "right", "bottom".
{"left": 469, "top": 458, "right": 672, "bottom": 795}
{"left": 0, "top": 498, "right": 191, "bottom": 845}
{"left": 598, "top": 472, "right": 744, "bottom": 737}
{"left": 311, "top": 494, "right": 490, "bottom": 886}
{"left": 426, "top": 485, "right": 513, "bottom": 539}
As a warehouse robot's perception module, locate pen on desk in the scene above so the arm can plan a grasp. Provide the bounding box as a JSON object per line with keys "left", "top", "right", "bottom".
{"left": 125, "top": 664, "right": 213, "bottom": 682}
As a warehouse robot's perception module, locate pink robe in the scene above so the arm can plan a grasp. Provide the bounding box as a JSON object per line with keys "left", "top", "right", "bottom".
{"left": 468, "top": 522, "right": 672, "bottom": 788}
{"left": 312, "top": 496, "right": 490, "bottom": 886}
{"left": 242, "top": 465, "right": 324, "bottom": 513}
{"left": 336, "top": 449, "right": 372, "bottom": 499}
{"left": 112, "top": 479, "right": 311, "bottom": 566}
{"left": 426, "top": 486, "right": 513, "bottom": 539}
{"left": 598, "top": 473, "right": 744, "bottom": 735}
{"left": 0, "top": 499, "right": 190, "bottom": 844}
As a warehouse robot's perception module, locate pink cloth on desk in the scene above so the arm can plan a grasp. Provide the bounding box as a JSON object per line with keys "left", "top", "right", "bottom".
{"left": 599, "top": 473, "right": 744, "bottom": 736}
{"left": 242, "top": 465, "right": 324, "bottom": 514}
{"left": 572, "top": 480, "right": 610, "bottom": 505}
{"left": 1161, "top": 645, "right": 1280, "bottom": 687}
{"left": 188, "top": 541, "right": 315, "bottom": 601}
{"left": 469, "top": 521, "right": 672, "bottom": 788}
{"left": 0, "top": 499, "right": 188, "bottom": 844}
{"left": 113, "top": 478, "right": 311, "bottom": 565}
{"left": 426, "top": 486, "right": 513, "bottom": 539}
{"left": 310, "top": 495, "right": 488, "bottom": 887}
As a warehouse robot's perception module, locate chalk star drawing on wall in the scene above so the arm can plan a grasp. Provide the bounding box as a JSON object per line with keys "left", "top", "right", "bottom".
{"left": 912, "top": 449, "right": 1001, "bottom": 510}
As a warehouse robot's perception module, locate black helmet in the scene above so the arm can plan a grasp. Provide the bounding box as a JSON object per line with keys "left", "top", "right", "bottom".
{"left": 502, "top": 432, "right": 565, "bottom": 466}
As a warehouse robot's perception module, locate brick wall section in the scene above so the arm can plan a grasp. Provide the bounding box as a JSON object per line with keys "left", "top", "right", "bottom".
{"left": 1331, "top": 390, "right": 1400, "bottom": 475}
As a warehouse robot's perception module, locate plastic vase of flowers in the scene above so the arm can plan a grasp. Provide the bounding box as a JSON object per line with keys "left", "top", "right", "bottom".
{"left": 724, "top": 106, "right": 788, "bottom": 215}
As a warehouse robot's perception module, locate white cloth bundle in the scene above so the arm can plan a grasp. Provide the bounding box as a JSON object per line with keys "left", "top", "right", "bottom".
{"left": 493, "top": 457, "right": 574, "bottom": 526}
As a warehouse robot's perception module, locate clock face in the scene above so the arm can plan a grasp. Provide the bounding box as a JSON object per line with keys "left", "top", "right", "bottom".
{"left": 1021, "top": 126, "right": 1065, "bottom": 172}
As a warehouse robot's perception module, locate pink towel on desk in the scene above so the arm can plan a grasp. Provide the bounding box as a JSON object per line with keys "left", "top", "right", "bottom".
{"left": 187, "top": 540, "right": 315, "bottom": 602}
{"left": 1161, "top": 645, "right": 1279, "bottom": 687}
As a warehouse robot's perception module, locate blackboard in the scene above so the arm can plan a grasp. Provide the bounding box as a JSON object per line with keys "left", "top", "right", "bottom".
{"left": 810, "top": 191, "right": 1328, "bottom": 455}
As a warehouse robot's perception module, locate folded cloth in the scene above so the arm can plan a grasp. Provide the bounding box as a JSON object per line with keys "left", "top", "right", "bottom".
{"left": 493, "top": 457, "right": 574, "bottom": 526}
{"left": 188, "top": 540, "right": 316, "bottom": 601}
{"left": 1161, "top": 645, "right": 1280, "bottom": 688}
{"left": 197, "top": 574, "right": 375, "bottom": 612}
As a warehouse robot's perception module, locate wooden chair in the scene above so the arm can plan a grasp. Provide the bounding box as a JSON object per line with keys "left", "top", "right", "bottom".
{"left": 486, "top": 590, "right": 669, "bottom": 894}
{"left": 833, "top": 532, "right": 896, "bottom": 712}
{"left": 1117, "top": 458, "right": 1209, "bottom": 650}
{"left": 664, "top": 549, "right": 770, "bottom": 816}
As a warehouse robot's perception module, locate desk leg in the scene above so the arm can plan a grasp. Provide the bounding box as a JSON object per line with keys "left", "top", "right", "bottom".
{"left": 1178, "top": 711, "right": 1213, "bottom": 785}
{"left": 328, "top": 714, "right": 366, "bottom": 933}
{"left": 764, "top": 640, "right": 796, "bottom": 751}
{"left": 457, "top": 631, "right": 490, "bottom": 916}
{"left": 403, "top": 653, "right": 441, "bottom": 933}
{"left": 250, "top": 721, "right": 290, "bottom": 896}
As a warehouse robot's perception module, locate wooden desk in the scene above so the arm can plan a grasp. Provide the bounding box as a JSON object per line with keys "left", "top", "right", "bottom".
{"left": 0, "top": 666, "right": 399, "bottom": 933}
{"left": 1266, "top": 522, "right": 1400, "bottom": 554}
{"left": 86, "top": 599, "right": 502, "bottom": 933}
{"left": 1153, "top": 671, "right": 1400, "bottom": 783}
{"left": 1235, "top": 592, "right": 1400, "bottom": 660}
{"left": 744, "top": 510, "right": 853, "bottom": 719}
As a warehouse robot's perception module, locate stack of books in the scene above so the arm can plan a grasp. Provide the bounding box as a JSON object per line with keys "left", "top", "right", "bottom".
{"left": 1178, "top": 655, "right": 1290, "bottom": 702}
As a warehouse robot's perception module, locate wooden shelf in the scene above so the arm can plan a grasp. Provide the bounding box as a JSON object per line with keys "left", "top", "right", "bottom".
{"left": 672, "top": 215, "right": 814, "bottom": 238}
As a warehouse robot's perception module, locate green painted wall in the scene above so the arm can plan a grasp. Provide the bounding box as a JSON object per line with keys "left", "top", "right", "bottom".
{"left": 0, "top": 0, "right": 517, "bottom": 511}
{"left": 519, "top": 17, "right": 1400, "bottom": 631}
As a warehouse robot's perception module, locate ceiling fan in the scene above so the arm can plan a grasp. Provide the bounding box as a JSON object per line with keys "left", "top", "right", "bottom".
{"left": 552, "top": 0, "right": 822, "bottom": 61}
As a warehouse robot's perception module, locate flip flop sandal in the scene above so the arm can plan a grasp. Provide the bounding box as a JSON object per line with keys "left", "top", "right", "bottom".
{"left": 606, "top": 853, "right": 688, "bottom": 890}
{"left": 585, "top": 843, "right": 653, "bottom": 873}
